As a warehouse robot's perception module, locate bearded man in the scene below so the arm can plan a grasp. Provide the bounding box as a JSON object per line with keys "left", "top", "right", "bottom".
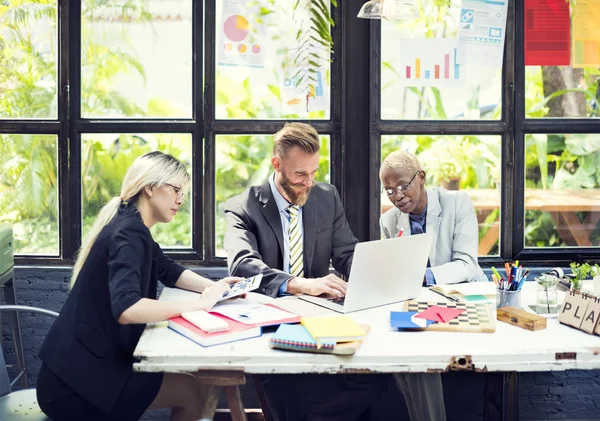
{"left": 225, "top": 122, "right": 356, "bottom": 299}
{"left": 224, "top": 123, "right": 393, "bottom": 421}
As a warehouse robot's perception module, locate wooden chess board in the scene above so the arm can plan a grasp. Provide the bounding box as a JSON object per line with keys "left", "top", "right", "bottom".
{"left": 404, "top": 300, "right": 496, "bottom": 333}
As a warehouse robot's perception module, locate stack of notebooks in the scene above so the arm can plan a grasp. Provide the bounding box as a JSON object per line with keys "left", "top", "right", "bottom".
{"left": 169, "top": 303, "right": 300, "bottom": 347}
{"left": 269, "top": 315, "right": 369, "bottom": 355}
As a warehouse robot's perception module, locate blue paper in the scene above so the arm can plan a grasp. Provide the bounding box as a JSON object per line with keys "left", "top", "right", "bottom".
{"left": 390, "top": 311, "right": 436, "bottom": 330}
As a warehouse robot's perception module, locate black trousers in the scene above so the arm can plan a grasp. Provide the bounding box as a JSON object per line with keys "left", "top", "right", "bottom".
{"left": 36, "top": 363, "right": 162, "bottom": 421}
{"left": 260, "top": 373, "right": 391, "bottom": 421}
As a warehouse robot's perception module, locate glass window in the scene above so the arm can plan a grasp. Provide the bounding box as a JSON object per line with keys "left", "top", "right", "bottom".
{"left": 525, "top": 134, "right": 600, "bottom": 247}
{"left": 81, "top": 0, "right": 192, "bottom": 118}
{"left": 381, "top": 135, "right": 501, "bottom": 256}
{"left": 81, "top": 133, "right": 193, "bottom": 248}
{"left": 215, "top": 0, "right": 331, "bottom": 119}
{"left": 215, "top": 134, "right": 330, "bottom": 256}
{"left": 381, "top": 0, "right": 502, "bottom": 120}
{"left": 525, "top": 1, "right": 600, "bottom": 118}
{"left": 0, "top": 134, "right": 58, "bottom": 255}
{"left": 0, "top": 0, "right": 58, "bottom": 119}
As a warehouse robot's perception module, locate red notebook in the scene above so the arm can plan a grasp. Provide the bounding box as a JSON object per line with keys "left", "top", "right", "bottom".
{"left": 168, "top": 313, "right": 261, "bottom": 347}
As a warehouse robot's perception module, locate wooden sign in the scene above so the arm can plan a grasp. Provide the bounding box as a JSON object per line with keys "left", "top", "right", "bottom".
{"left": 558, "top": 290, "right": 600, "bottom": 336}
{"left": 581, "top": 296, "right": 600, "bottom": 335}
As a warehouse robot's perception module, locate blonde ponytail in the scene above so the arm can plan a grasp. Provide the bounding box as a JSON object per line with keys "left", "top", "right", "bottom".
{"left": 71, "top": 197, "right": 122, "bottom": 286}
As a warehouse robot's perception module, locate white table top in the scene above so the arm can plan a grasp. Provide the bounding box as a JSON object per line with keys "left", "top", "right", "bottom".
{"left": 133, "top": 283, "right": 600, "bottom": 375}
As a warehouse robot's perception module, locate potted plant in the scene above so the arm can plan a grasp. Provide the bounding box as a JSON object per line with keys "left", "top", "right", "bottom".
{"left": 420, "top": 137, "right": 470, "bottom": 190}
{"left": 568, "top": 262, "right": 599, "bottom": 291}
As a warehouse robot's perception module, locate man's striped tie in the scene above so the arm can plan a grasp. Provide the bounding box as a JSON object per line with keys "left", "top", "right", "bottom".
{"left": 287, "top": 205, "right": 304, "bottom": 277}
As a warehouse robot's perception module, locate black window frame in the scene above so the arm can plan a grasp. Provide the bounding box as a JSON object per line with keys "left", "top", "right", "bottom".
{"left": 3, "top": 0, "right": 598, "bottom": 267}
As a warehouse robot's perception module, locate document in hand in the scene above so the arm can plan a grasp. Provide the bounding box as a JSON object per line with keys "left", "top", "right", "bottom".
{"left": 300, "top": 315, "right": 366, "bottom": 348}
{"left": 168, "top": 313, "right": 261, "bottom": 347}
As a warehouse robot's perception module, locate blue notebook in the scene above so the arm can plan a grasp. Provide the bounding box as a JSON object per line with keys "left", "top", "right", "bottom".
{"left": 269, "top": 324, "right": 336, "bottom": 352}
{"left": 390, "top": 311, "right": 436, "bottom": 330}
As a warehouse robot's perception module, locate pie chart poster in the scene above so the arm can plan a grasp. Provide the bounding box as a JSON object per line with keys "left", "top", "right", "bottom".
{"left": 218, "top": 0, "right": 265, "bottom": 67}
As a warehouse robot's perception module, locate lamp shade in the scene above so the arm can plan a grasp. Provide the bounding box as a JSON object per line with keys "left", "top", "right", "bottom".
{"left": 357, "top": 0, "right": 419, "bottom": 20}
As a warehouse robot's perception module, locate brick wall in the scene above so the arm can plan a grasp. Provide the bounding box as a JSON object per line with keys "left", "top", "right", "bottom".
{"left": 2, "top": 267, "right": 599, "bottom": 420}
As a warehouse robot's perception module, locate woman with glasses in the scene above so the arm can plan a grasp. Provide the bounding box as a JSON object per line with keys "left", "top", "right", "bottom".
{"left": 37, "top": 151, "right": 241, "bottom": 421}
{"left": 378, "top": 150, "right": 484, "bottom": 421}
{"left": 379, "top": 150, "right": 484, "bottom": 285}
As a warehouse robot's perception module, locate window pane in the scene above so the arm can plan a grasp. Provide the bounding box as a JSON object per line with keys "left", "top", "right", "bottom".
{"left": 381, "top": 135, "right": 501, "bottom": 256}
{"left": 81, "top": 133, "right": 193, "bottom": 248}
{"left": 525, "top": 134, "right": 600, "bottom": 248}
{"left": 81, "top": 0, "right": 192, "bottom": 118}
{"left": 525, "top": 2, "right": 599, "bottom": 118}
{"left": 0, "top": 0, "right": 58, "bottom": 119}
{"left": 0, "top": 134, "right": 58, "bottom": 254}
{"left": 215, "top": 0, "right": 331, "bottom": 119}
{"left": 215, "top": 134, "right": 330, "bottom": 256}
{"left": 381, "top": 0, "right": 502, "bottom": 120}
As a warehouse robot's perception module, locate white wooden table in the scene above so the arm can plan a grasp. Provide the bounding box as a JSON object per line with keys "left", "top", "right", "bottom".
{"left": 134, "top": 283, "right": 600, "bottom": 421}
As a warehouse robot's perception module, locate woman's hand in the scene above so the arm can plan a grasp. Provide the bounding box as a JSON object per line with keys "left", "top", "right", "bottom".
{"left": 197, "top": 277, "right": 243, "bottom": 310}
{"left": 215, "top": 276, "right": 244, "bottom": 287}
{"left": 217, "top": 276, "right": 249, "bottom": 300}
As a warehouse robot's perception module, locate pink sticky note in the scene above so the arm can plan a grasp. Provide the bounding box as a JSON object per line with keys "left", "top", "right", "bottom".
{"left": 415, "top": 306, "right": 465, "bottom": 323}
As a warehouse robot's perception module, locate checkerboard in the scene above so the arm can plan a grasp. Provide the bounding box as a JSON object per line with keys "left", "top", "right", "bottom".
{"left": 404, "top": 300, "right": 496, "bottom": 333}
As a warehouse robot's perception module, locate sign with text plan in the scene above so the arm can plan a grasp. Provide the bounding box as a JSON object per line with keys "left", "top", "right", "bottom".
{"left": 396, "top": 38, "right": 463, "bottom": 87}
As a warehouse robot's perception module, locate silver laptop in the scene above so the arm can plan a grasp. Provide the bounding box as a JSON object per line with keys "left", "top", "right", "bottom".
{"left": 299, "top": 233, "right": 432, "bottom": 313}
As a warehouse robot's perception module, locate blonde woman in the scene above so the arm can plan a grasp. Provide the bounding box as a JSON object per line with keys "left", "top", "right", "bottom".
{"left": 36, "top": 151, "right": 241, "bottom": 421}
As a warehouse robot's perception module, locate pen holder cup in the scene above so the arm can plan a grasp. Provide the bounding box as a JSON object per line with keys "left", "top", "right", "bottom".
{"left": 496, "top": 289, "right": 522, "bottom": 309}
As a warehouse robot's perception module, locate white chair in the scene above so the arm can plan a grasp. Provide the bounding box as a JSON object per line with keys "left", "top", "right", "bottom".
{"left": 0, "top": 305, "right": 57, "bottom": 421}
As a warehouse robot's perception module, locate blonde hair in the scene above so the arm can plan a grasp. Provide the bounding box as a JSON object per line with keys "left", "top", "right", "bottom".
{"left": 71, "top": 151, "right": 190, "bottom": 286}
{"left": 380, "top": 150, "right": 423, "bottom": 179}
{"left": 273, "top": 122, "right": 320, "bottom": 158}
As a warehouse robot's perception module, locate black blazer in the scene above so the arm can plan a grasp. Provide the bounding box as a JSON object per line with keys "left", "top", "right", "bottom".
{"left": 224, "top": 180, "right": 358, "bottom": 297}
{"left": 39, "top": 205, "right": 185, "bottom": 412}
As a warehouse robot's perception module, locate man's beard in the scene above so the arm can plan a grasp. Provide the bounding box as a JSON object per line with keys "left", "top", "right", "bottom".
{"left": 280, "top": 171, "right": 312, "bottom": 206}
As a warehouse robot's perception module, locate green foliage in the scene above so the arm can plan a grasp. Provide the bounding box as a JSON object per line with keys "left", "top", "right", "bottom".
{"left": 569, "top": 262, "right": 599, "bottom": 291}
{"left": 3, "top": 0, "right": 599, "bottom": 258}
{"left": 81, "top": 133, "right": 193, "bottom": 247}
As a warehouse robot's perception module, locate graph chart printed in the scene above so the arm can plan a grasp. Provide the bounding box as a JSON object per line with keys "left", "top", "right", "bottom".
{"left": 395, "top": 38, "right": 464, "bottom": 87}
{"left": 218, "top": 0, "right": 265, "bottom": 67}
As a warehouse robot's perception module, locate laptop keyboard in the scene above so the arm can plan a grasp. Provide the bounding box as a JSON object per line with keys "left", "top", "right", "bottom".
{"left": 327, "top": 296, "right": 345, "bottom": 305}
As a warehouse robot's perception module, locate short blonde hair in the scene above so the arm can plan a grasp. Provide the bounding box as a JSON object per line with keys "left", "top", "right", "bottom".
{"left": 380, "top": 150, "right": 423, "bottom": 179}
{"left": 273, "top": 122, "right": 320, "bottom": 158}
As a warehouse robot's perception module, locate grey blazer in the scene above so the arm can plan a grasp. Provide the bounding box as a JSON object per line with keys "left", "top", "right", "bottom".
{"left": 224, "top": 180, "right": 358, "bottom": 297}
{"left": 380, "top": 187, "right": 485, "bottom": 284}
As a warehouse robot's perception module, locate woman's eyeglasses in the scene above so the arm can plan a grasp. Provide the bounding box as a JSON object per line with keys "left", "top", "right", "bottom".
{"left": 165, "top": 183, "right": 184, "bottom": 200}
{"left": 384, "top": 171, "right": 420, "bottom": 196}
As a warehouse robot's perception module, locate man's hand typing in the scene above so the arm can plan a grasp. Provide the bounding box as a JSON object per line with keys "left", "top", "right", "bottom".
{"left": 286, "top": 273, "right": 347, "bottom": 297}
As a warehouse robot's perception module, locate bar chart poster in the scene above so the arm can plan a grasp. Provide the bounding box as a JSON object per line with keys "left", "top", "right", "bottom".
{"left": 396, "top": 38, "right": 464, "bottom": 87}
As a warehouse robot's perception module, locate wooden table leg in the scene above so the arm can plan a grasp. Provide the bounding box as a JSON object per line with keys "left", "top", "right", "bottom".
{"left": 501, "top": 372, "right": 519, "bottom": 421}
{"left": 560, "top": 211, "right": 593, "bottom": 246}
{"left": 195, "top": 369, "right": 248, "bottom": 421}
{"left": 224, "top": 386, "right": 248, "bottom": 421}
{"left": 478, "top": 221, "right": 500, "bottom": 256}
{"left": 252, "top": 374, "right": 274, "bottom": 421}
